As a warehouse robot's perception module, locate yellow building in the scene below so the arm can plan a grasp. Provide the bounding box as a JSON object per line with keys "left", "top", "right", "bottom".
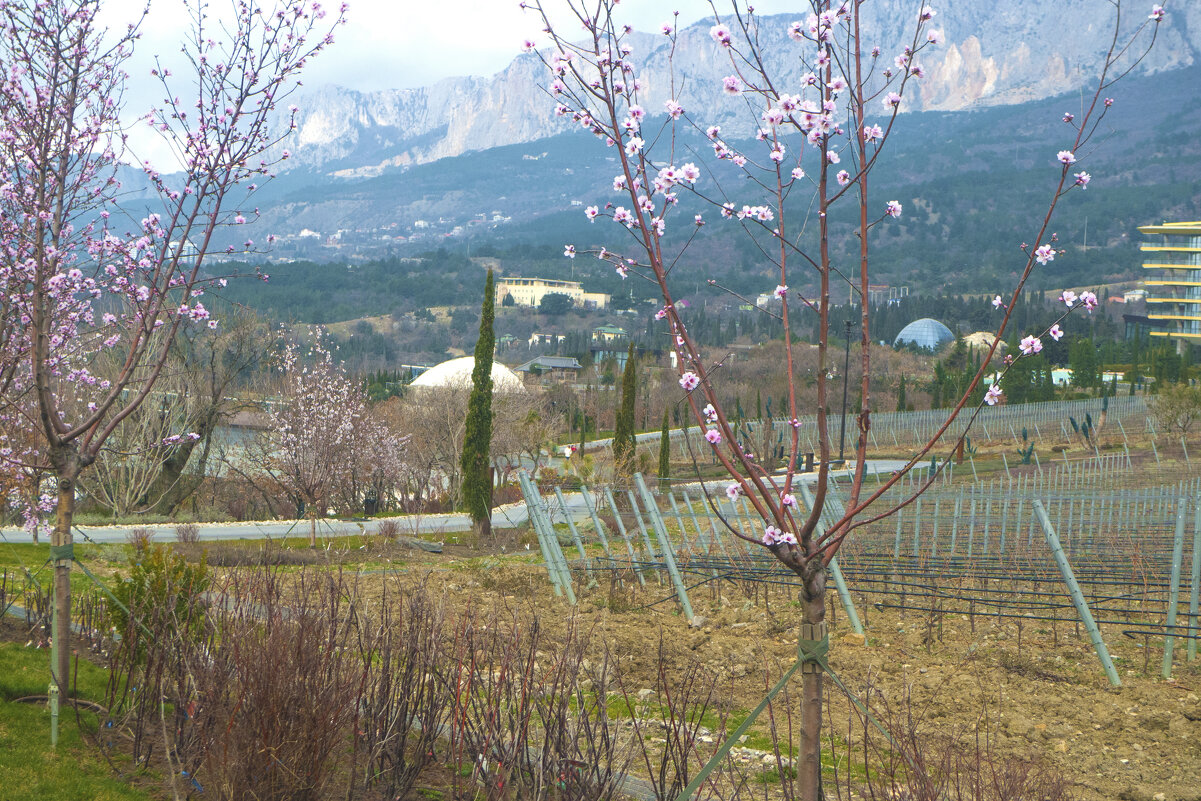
{"left": 1141, "top": 221, "right": 1201, "bottom": 344}
{"left": 495, "top": 277, "right": 609, "bottom": 310}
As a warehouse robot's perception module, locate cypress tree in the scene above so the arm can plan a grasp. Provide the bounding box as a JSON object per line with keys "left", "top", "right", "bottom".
{"left": 460, "top": 270, "right": 495, "bottom": 537}
{"left": 613, "top": 343, "right": 636, "bottom": 471}
{"left": 658, "top": 408, "right": 671, "bottom": 491}
{"left": 896, "top": 375, "right": 907, "bottom": 412}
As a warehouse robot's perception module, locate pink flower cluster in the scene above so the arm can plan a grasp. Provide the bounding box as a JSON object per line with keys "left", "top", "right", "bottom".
{"left": 763, "top": 525, "right": 798, "bottom": 547}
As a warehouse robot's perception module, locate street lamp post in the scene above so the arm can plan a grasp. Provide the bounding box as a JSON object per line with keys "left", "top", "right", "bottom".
{"left": 838, "top": 317, "right": 854, "bottom": 462}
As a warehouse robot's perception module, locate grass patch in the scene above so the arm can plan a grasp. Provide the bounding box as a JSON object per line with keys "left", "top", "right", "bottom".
{"left": 0, "top": 632, "right": 162, "bottom": 800}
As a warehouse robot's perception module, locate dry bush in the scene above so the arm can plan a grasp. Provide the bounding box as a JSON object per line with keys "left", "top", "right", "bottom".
{"left": 828, "top": 675, "right": 1074, "bottom": 801}
{"left": 172, "top": 569, "right": 363, "bottom": 801}
{"left": 375, "top": 518, "right": 401, "bottom": 541}
{"left": 616, "top": 634, "right": 730, "bottom": 801}
{"left": 197, "top": 543, "right": 324, "bottom": 567}
{"left": 174, "top": 522, "right": 199, "bottom": 544}
{"left": 448, "top": 612, "right": 632, "bottom": 801}
{"left": 126, "top": 526, "right": 155, "bottom": 550}
{"left": 354, "top": 583, "right": 452, "bottom": 799}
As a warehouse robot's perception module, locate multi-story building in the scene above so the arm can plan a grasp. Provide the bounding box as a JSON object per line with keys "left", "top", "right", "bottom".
{"left": 1141, "top": 221, "right": 1201, "bottom": 347}
{"left": 495, "top": 277, "right": 609, "bottom": 309}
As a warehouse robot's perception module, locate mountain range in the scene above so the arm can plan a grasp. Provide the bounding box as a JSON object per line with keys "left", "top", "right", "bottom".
{"left": 276, "top": 2, "right": 1199, "bottom": 176}
{"left": 195, "top": 3, "right": 1201, "bottom": 302}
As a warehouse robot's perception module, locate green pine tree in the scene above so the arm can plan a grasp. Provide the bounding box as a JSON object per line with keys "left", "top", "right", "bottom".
{"left": 658, "top": 408, "right": 671, "bottom": 491}
{"left": 460, "top": 270, "right": 495, "bottom": 537}
{"left": 612, "top": 343, "right": 637, "bottom": 471}
{"left": 896, "top": 375, "right": 907, "bottom": 412}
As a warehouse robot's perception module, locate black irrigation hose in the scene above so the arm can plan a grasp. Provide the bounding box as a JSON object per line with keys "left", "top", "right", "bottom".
{"left": 11, "top": 695, "right": 110, "bottom": 715}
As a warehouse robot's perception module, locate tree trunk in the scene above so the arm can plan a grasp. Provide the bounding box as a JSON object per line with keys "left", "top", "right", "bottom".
{"left": 798, "top": 567, "right": 828, "bottom": 801}
{"left": 309, "top": 514, "right": 317, "bottom": 548}
{"left": 51, "top": 475, "right": 75, "bottom": 697}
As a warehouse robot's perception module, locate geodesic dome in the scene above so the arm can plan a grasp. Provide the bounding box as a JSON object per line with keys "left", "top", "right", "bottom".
{"left": 893, "top": 318, "right": 954, "bottom": 350}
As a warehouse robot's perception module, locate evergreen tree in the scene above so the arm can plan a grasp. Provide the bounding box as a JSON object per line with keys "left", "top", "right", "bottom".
{"left": 612, "top": 343, "right": 637, "bottom": 471}
{"left": 896, "top": 375, "right": 907, "bottom": 412}
{"left": 460, "top": 270, "right": 495, "bottom": 537}
{"left": 1069, "top": 338, "right": 1099, "bottom": 391}
{"left": 658, "top": 408, "right": 671, "bottom": 491}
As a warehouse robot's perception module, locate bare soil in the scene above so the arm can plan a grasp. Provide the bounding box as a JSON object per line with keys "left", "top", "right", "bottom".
{"left": 391, "top": 551, "right": 1201, "bottom": 801}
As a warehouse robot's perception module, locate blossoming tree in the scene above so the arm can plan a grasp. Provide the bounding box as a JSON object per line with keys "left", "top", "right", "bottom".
{"left": 261, "top": 333, "right": 407, "bottom": 546}
{"left": 0, "top": 0, "right": 343, "bottom": 714}
{"left": 527, "top": 0, "right": 1164, "bottom": 796}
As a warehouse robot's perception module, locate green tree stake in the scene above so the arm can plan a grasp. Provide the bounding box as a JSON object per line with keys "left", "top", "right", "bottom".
{"left": 658, "top": 408, "right": 671, "bottom": 491}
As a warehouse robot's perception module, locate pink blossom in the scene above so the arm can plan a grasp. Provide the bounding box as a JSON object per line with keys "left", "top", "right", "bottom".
{"left": 927, "top": 29, "right": 943, "bottom": 44}
{"left": 885, "top": 200, "right": 902, "bottom": 218}
{"left": 585, "top": 205, "right": 599, "bottom": 221}
{"left": 1063, "top": 112, "right": 1075, "bottom": 123}
{"left": 920, "top": 5, "right": 937, "bottom": 21}
{"left": 722, "top": 75, "right": 742, "bottom": 95}
{"left": 710, "top": 24, "right": 732, "bottom": 46}
{"left": 985, "top": 384, "right": 1003, "bottom": 406}
{"left": 705, "top": 428, "right": 722, "bottom": 444}
{"left": 781, "top": 493, "right": 797, "bottom": 507}
{"left": 1074, "top": 171, "right": 1091, "bottom": 189}
{"left": 1019, "top": 335, "right": 1042, "bottom": 355}
{"left": 992, "top": 295, "right": 1005, "bottom": 309}
{"left": 563, "top": 244, "right": 576, "bottom": 258}
{"left": 836, "top": 170, "right": 851, "bottom": 186}
{"left": 1049, "top": 324, "right": 1064, "bottom": 341}
{"left": 1080, "top": 291, "right": 1099, "bottom": 311}
{"left": 773, "top": 284, "right": 788, "bottom": 299}
{"left": 1060, "top": 290, "right": 1078, "bottom": 307}
{"left": 1035, "top": 244, "right": 1056, "bottom": 265}
{"left": 1057, "top": 150, "right": 1076, "bottom": 165}
{"left": 726, "top": 483, "right": 741, "bottom": 500}
{"left": 791, "top": 167, "right": 806, "bottom": 180}
{"left": 661, "top": 22, "right": 674, "bottom": 35}
{"left": 679, "top": 371, "right": 700, "bottom": 391}
{"left": 1150, "top": 5, "right": 1165, "bottom": 21}
{"left": 703, "top": 404, "right": 719, "bottom": 422}
{"left": 763, "top": 525, "right": 782, "bottom": 546}
{"left": 883, "top": 92, "right": 902, "bottom": 109}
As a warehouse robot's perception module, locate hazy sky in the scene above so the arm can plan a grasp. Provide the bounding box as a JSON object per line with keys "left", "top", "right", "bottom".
{"left": 109, "top": 0, "right": 803, "bottom": 93}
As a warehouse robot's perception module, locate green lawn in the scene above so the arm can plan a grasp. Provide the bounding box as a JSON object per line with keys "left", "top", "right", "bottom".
{"left": 0, "top": 637, "right": 162, "bottom": 800}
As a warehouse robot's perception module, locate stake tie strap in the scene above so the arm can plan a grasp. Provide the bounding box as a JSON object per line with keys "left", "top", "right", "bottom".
{"left": 49, "top": 544, "right": 74, "bottom": 563}
{"left": 797, "top": 622, "right": 829, "bottom": 673}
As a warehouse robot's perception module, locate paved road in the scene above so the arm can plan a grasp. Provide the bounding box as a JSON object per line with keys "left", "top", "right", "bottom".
{"left": 0, "top": 461, "right": 909, "bottom": 545}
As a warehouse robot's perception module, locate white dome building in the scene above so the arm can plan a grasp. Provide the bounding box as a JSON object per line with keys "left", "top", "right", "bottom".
{"left": 410, "top": 357, "right": 525, "bottom": 393}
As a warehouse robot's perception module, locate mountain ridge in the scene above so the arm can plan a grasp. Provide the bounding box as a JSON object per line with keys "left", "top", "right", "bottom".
{"left": 274, "top": 2, "right": 1199, "bottom": 176}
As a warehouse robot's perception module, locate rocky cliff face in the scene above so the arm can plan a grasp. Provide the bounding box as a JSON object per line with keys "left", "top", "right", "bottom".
{"left": 277, "top": 2, "right": 1198, "bottom": 177}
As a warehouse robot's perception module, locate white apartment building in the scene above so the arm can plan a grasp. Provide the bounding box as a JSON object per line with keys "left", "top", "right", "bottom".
{"left": 495, "top": 277, "right": 610, "bottom": 309}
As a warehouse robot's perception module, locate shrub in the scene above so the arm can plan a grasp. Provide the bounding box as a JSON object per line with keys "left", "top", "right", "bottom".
{"left": 174, "top": 522, "right": 200, "bottom": 544}
{"left": 125, "top": 526, "right": 155, "bottom": 551}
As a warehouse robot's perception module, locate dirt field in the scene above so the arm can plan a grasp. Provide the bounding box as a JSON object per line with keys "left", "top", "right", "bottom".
{"left": 383, "top": 547, "right": 1201, "bottom": 801}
